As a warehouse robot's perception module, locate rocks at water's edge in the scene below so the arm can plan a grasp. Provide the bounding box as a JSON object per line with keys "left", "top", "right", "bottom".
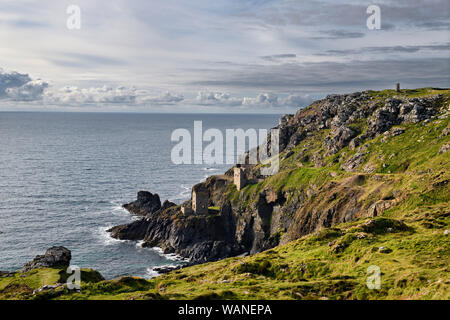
{"left": 123, "top": 191, "right": 162, "bottom": 215}
{"left": 109, "top": 192, "right": 242, "bottom": 263}
{"left": 151, "top": 265, "right": 184, "bottom": 274}
{"left": 21, "top": 246, "right": 71, "bottom": 273}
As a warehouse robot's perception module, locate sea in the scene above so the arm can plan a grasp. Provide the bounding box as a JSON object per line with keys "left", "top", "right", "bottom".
{"left": 0, "top": 112, "right": 280, "bottom": 279}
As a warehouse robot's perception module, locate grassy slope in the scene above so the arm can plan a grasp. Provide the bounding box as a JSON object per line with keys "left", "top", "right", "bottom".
{"left": 1, "top": 88, "right": 449, "bottom": 300}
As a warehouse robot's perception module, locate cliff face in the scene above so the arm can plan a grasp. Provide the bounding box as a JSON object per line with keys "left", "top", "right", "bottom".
{"left": 109, "top": 88, "right": 450, "bottom": 264}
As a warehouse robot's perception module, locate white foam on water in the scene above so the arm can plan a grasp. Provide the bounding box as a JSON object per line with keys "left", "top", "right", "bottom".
{"left": 146, "top": 267, "right": 160, "bottom": 279}
{"left": 136, "top": 240, "right": 145, "bottom": 248}
{"left": 152, "top": 247, "right": 189, "bottom": 262}
{"left": 110, "top": 200, "right": 128, "bottom": 216}
{"left": 203, "top": 167, "right": 219, "bottom": 171}
{"left": 96, "top": 225, "right": 128, "bottom": 246}
{"left": 145, "top": 263, "right": 180, "bottom": 279}
{"left": 172, "top": 185, "right": 191, "bottom": 203}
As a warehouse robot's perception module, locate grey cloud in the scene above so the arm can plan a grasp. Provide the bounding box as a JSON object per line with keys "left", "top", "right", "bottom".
{"left": 243, "top": 0, "right": 450, "bottom": 30}
{"left": 188, "top": 57, "right": 450, "bottom": 92}
{"left": 320, "top": 43, "right": 450, "bottom": 56}
{"left": 244, "top": 1, "right": 370, "bottom": 27}
{"left": 312, "top": 30, "right": 366, "bottom": 39}
{"left": 0, "top": 69, "right": 48, "bottom": 101}
{"left": 0, "top": 69, "right": 31, "bottom": 98}
{"left": 8, "top": 19, "right": 50, "bottom": 29}
{"left": 49, "top": 53, "right": 127, "bottom": 68}
{"left": 415, "top": 21, "right": 450, "bottom": 31}
{"left": 6, "top": 80, "right": 49, "bottom": 101}
{"left": 261, "top": 54, "right": 297, "bottom": 61}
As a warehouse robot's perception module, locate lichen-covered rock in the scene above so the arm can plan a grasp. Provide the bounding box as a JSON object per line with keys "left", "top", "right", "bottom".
{"left": 341, "top": 152, "right": 367, "bottom": 172}
{"left": 440, "top": 125, "right": 450, "bottom": 137}
{"left": 368, "top": 200, "right": 393, "bottom": 217}
{"left": 324, "top": 126, "right": 357, "bottom": 154}
{"left": 439, "top": 142, "right": 450, "bottom": 154}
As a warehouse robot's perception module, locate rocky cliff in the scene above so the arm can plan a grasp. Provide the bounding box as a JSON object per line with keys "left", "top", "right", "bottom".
{"left": 108, "top": 88, "right": 450, "bottom": 264}
{"left": 2, "top": 88, "right": 448, "bottom": 301}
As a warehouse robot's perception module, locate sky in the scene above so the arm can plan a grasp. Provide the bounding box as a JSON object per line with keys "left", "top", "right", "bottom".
{"left": 0, "top": 0, "right": 449, "bottom": 113}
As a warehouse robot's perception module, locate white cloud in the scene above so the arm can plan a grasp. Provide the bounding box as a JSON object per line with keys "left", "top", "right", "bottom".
{"left": 137, "top": 91, "right": 184, "bottom": 105}
{"left": 195, "top": 91, "right": 242, "bottom": 107}
{"left": 242, "top": 92, "right": 313, "bottom": 109}
{"left": 195, "top": 90, "right": 313, "bottom": 109}
{"left": 242, "top": 93, "right": 279, "bottom": 107}
{"left": 1, "top": 67, "right": 313, "bottom": 111}
{"left": 45, "top": 86, "right": 136, "bottom": 104}
{"left": 44, "top": 85, "right": 184, "bottom": 106}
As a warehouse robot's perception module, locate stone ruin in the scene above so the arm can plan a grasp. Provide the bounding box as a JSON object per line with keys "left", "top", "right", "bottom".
{"left": 181, "top": 202, "right": 193, "bottom": 215}
{"left": 191, "top": 184, "right": 209, "bottom": 215}
{"left": 234, "top": 164, "right": 247, "bottom": 191}
{"left": 233, "top": 164, "right": 266, "bottom": 191}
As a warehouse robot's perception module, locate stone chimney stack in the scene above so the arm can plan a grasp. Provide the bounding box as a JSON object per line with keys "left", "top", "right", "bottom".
{"left": 234, "top": 165, "right": 247, "bottom": 191}
{"left": 192, "top": 184, "right": 209, "bottom": 215}
{"left": 396, "top": 83, "right": 400, "bottom": 92}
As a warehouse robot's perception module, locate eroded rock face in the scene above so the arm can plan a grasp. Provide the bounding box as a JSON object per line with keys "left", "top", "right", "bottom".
{"left": 21, "top": 246, "right": 71, "bottom": 273}
{"left": 277, "top": 93, "right": 443, "bottom": 155}
{"left": 281, "top": 175, "right": 368, "bottom": 244}
{"left": 341, "top": 152, "right": 367, "bottom": 172}
{"left": 111, "top": 200, "right": 243, "bottom": 263}
{"left": 123, "top": 191, "right": 161, "bottom": 215}
{"left": 324, "top": 126, "right": 357, "bottom": 154}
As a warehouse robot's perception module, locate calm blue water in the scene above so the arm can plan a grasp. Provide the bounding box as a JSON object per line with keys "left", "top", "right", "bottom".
{"left": 0, "top": 112, "right": 280, "bottom": 279}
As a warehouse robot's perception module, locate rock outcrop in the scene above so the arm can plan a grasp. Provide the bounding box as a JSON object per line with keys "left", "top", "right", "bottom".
{"left": 108, "top": 89, "right": 449, "bottom": 265}
{"left": 277, "top": 92, "right": 445, "bottom": 155}
{"left": 110, "top": 199, "right": 241, "bottom": 263}
{"left": 123, "top": 191, "right": 162, "bottom": 215}
{"left": 21, "top": 246, "right": 71, "bottom": 273}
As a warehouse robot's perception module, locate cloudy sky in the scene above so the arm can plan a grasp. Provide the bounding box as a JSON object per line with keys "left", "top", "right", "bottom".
{"left": 0, "top": 0, "right": 449, "bottom": 113}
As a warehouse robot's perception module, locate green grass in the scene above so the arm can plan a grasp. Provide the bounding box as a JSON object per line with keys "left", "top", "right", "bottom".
{"left": 8, "top": 207, "right": 446, "bottom": 300}
{"left": 0, "top": 268, "right": 104, "bottom": 300}
{"left": 367, "top": 87, "right": 450, "bottom": 99}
